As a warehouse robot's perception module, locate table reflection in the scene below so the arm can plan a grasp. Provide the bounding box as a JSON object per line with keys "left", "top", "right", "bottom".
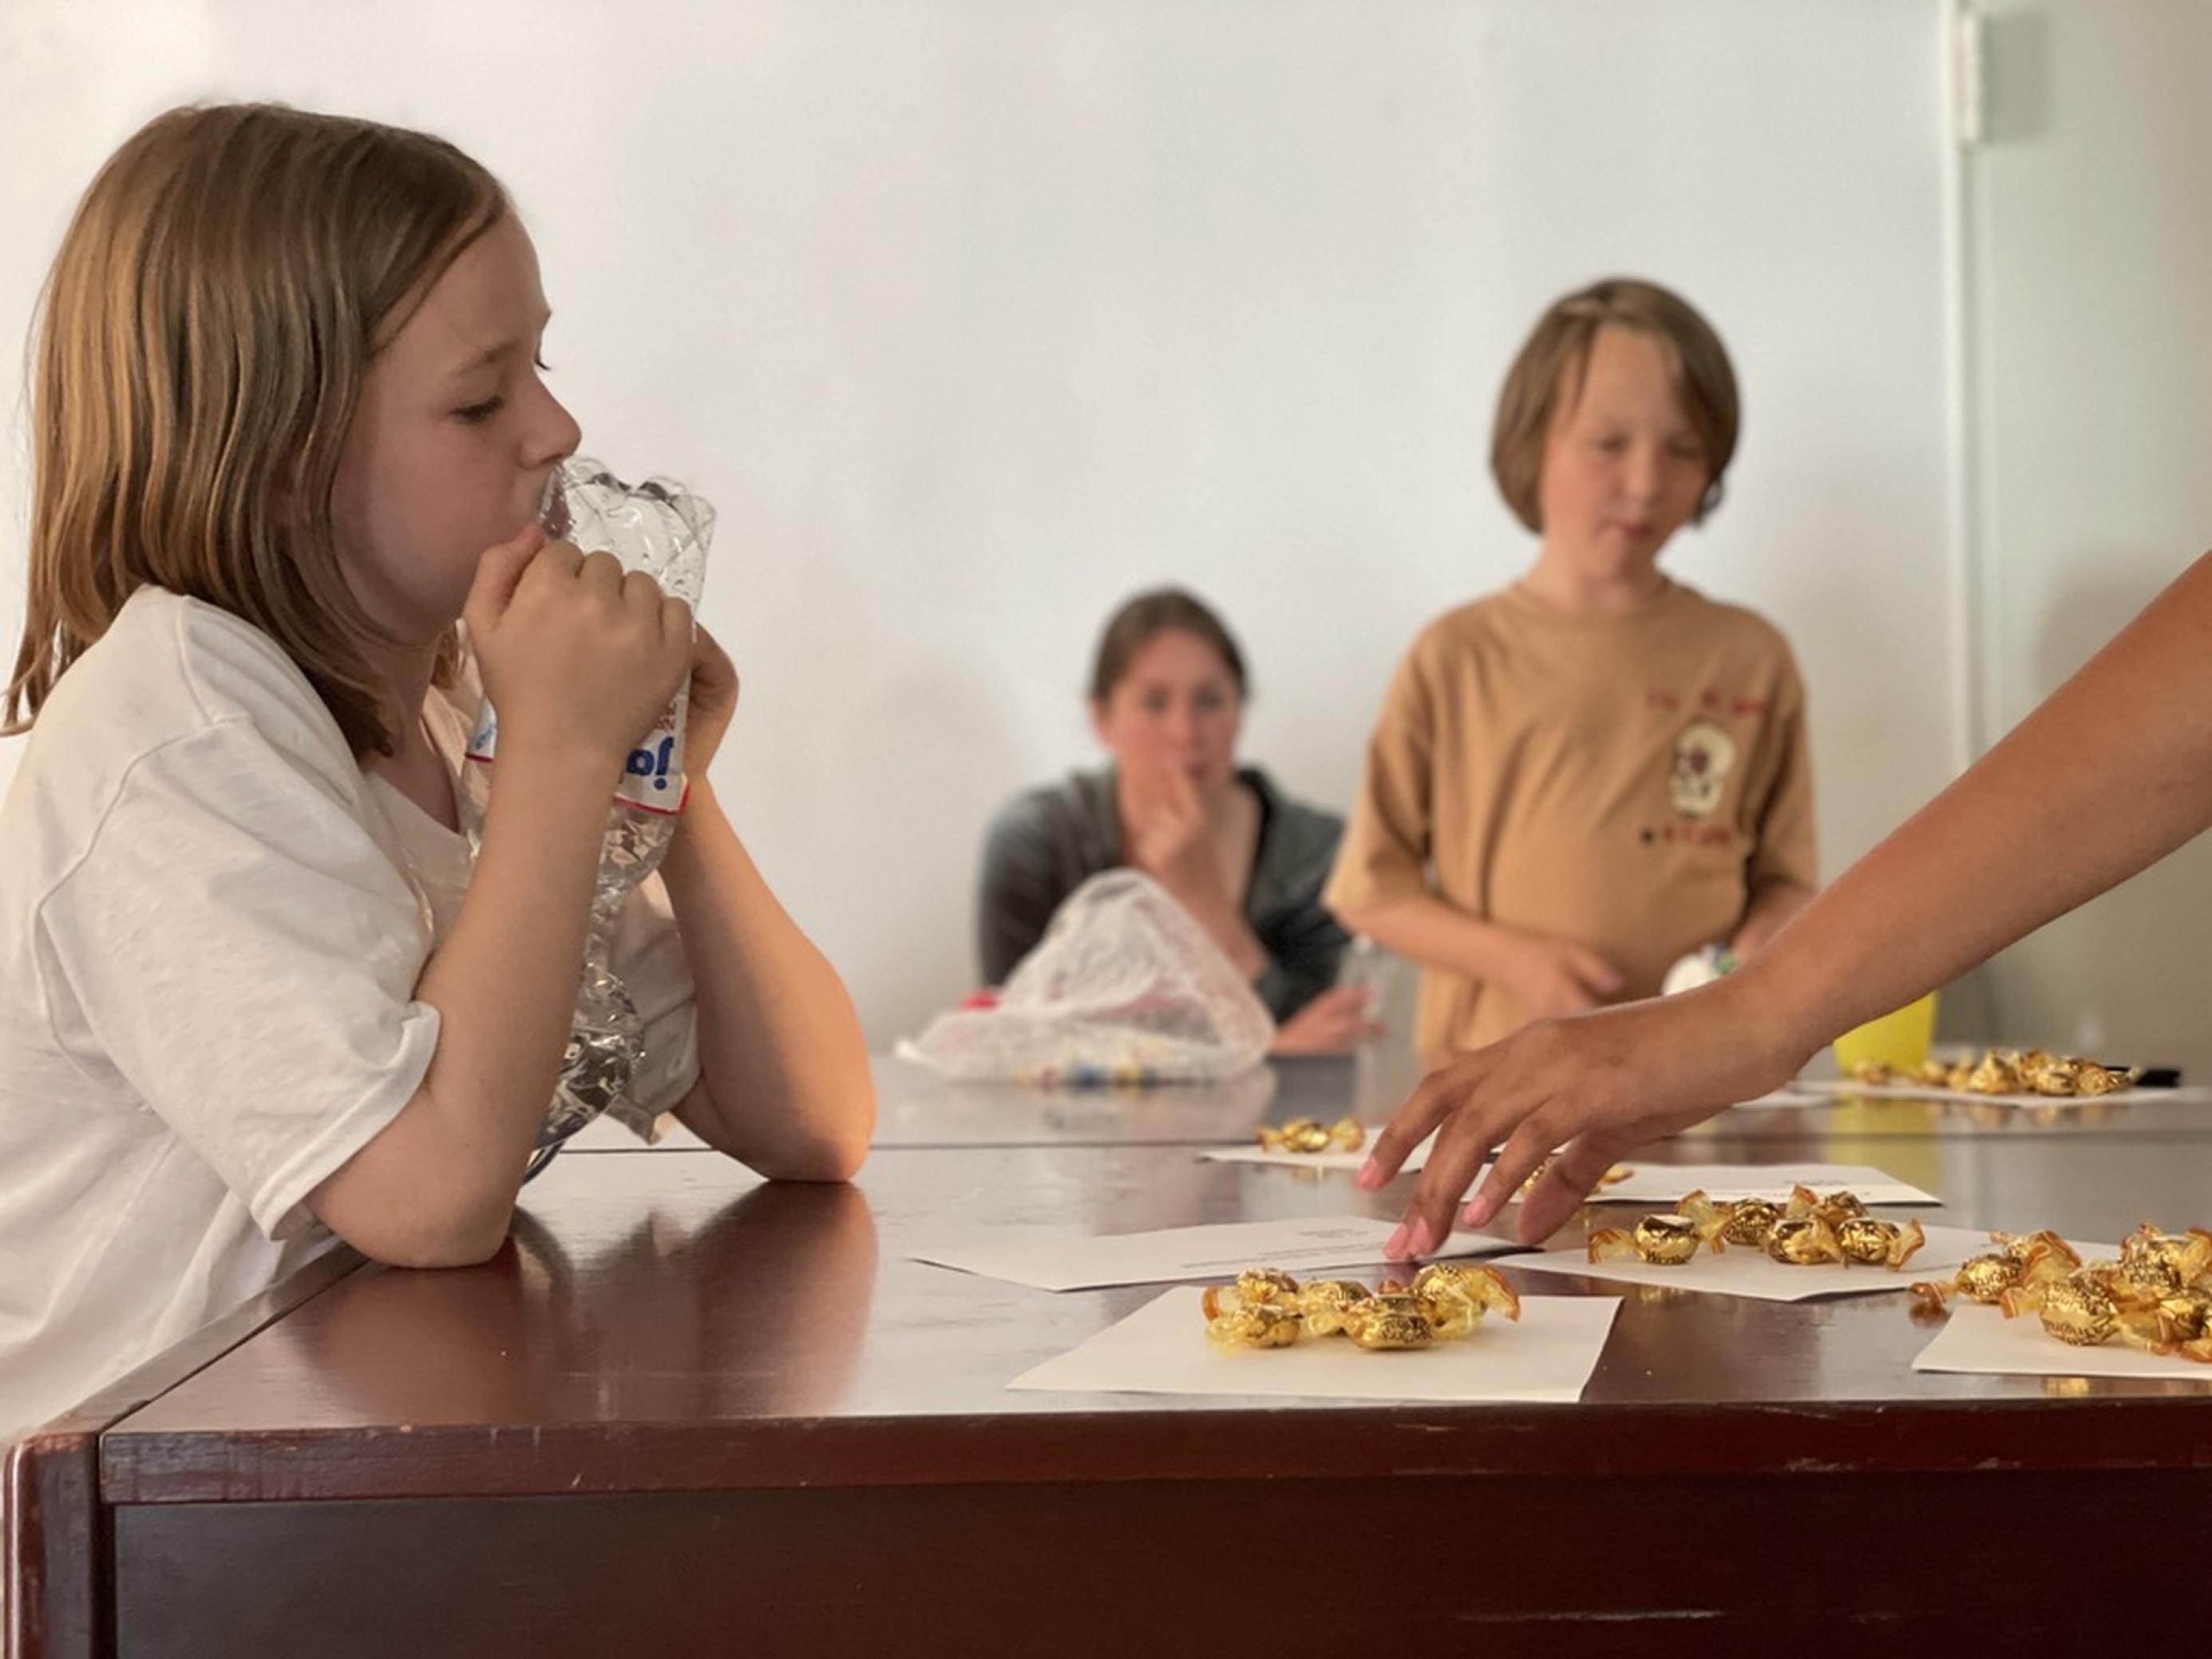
{"left": 281, "top": 1179, "right": 880, "bottom": 1425}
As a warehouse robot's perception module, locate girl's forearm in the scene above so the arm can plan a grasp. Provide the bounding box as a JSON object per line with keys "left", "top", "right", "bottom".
{"left": 659, "top": 782, "right": 874, "bottom": 1178}
{"left": 311, "top": 746, "right": 618, "bottom": 1264}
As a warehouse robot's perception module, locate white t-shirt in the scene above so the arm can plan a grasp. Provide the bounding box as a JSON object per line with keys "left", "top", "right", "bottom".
{"left": 0, "top": 587, "right": 700, "bottom": 1446}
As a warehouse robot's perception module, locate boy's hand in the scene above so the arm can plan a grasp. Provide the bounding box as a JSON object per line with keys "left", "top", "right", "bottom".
{"left": 1270, "top": 985, "right": 1387, "bottom": 1055}
{"left": 465, "top": 528, "right": 694, "bottom": 775}
{"left": 1498, "top": 928, "right": 1624, "bottom": 1020}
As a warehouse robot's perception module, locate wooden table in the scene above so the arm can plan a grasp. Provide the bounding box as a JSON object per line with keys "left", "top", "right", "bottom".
{"left": 555, "top": 1049, "right": 2212, "bottom": 1153}
{"left": 14, "top": 1106, "right": 2212, "bottom": 1655}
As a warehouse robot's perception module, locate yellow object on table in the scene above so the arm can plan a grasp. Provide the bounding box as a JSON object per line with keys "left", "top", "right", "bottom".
{"left": 1832, "top": 992, "right": 1938, "bottom": 1075}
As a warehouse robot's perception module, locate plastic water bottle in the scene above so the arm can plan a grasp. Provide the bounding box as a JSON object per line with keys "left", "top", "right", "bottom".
{"left": 458, "top": 457, "right": 716, "bottom": 1163}
{"left": 1336, "top": 934, "right": 1400, "bottom": 1116}
{"left": 1336, "top": 935, "right": 1392, "bottom": 1035}
{"left": 1661, "top": 943, "right": 1737, "bottom": 997}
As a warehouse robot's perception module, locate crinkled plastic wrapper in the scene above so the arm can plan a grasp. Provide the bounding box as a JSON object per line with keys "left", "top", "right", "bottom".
{"left": 897, "top": 870, "right": 1276, "bottom": 1084}
{"left": 457, "top": 457, "right": 714, "bottom": 1167}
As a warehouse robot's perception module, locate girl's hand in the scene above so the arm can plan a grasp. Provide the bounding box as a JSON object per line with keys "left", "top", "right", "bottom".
{"left": 1269, "top": 985, "right": 1387, "bottom": 1055}
{"left": 683, "top": 624, "right": 739, "bottom": 778}
{"left": 465, "top": 526, "right": 694, "bottom": 774}
{"left": 1357, "top": 976, "right": 1807, "bottom": 1258}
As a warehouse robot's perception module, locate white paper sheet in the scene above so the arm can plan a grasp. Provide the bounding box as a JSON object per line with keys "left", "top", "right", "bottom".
{"left": 1501, "top": 1221, "right": 1995, "bottom": 1302}
{"left": 1797, "top": 1079, "right": 2190, "bottom": 1111}
{"left": 1902, "top": 1238, "right": 2212, "bottom": 1380}
{"left": 1912, "top": 1296, "right": 2212, "bottom": 1382}
{"left": 1009, "top": 1285, "right": 1621, "bottom": 1403}
{"left": 1481, "top": 1162, "right": 1937, "bottom": 1207}
{"left": 912, "top": 1215, "right": 1516, "bottom": 1292}
{"left": 1198, "top": 1130, "right": 1432, "bottom": 1173}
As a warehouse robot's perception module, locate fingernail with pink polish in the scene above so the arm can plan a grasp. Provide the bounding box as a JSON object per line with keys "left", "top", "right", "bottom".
{"left": 1405, "top": 1218, "right": 1433, "bottom": 1258}
{"left": 1462, "top": 1191, "right": 1496, "bottom": 1228}
{"left": 1355, "top": 1157, "right": 1383, "bottom": 1190}
{"left": 1383, "top": 1222, "right": 1409, "bottom": 1259}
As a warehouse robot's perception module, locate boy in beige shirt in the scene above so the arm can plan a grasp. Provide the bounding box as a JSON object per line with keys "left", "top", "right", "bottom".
{"left": 1327, "top": 279, "right": 1817, "bottom": 1064}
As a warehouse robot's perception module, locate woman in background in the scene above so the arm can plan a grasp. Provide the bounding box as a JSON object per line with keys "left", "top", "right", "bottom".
{"left": 978, "top": 588, "right": 1378, "bottom": 1055}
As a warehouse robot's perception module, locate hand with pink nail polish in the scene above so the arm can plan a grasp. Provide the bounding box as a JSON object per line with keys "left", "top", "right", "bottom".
{"left": 1359, "top": 972, "right": 1808, "bottom": 1257}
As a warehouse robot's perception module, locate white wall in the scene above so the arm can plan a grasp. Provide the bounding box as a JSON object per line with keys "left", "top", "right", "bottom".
{"left": 1959, "top": 0, "right": 2212, "bottom": 1070}
{"left": 0, "top": 1, "right": 1956, "bottom": 1047}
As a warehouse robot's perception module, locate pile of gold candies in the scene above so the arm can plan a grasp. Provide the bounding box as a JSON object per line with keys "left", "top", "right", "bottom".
{"left": 1850, "top": 1047, "right": 2137, "bottom": 1097}
{"left": 1911, "top": 1223, "right": 2212, "bottom": 1361}
{"left": 1588, "top": 1185, "right": 1926, "bottom": 1271}
{"left": 1254, "top": 1117, "right": 1365, "bottom": 1154}
{"left": 1201, "top": 1263, "right": 1520, "bottom": 1352}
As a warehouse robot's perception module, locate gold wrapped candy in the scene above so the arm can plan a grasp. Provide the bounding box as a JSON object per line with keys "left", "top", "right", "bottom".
{"left": 1203, "top": 1300, "right": 1304, "bottom": 1351}
{"left": 1296, "top": 1278, "right": 1373, "bottom": 1337}
{"left": 1717, "top": 1196, "right": 1783, "bottom": 1248}
{"left": 1963, "top": 1051, "right": 2024, "bottom": 1096}
{"left": 1837, "top": 1215, "right": 1928, "bottom": 1269}
{"left": 1343, "top": 1293, "right": 1434, "bottom": 1350}
{"left": 1910, "top": 1252, "right": 2019, "bottom": 1311}
{"left": 1587, "top": 1211, "right": 1715, "bottom": 1266}
{"left": 2027, "top": 1273, "right": 2119, "bottom": 1348}
{"left": 1782, "top": 1183, "right": 1876, "bottom": 1233}
{"left": 1910, "top": 1220, "right": 2212, "bottom": 1362}
{"left": 2119, "top": 1224, "right": 2212, "bottom": 1292}
{"left": 1586, "top": 1186, "right": 1918, "bottom": 1273}
{"left": 1255, "top": 1116, "right": 1367, "bottom": 1155}
{"left": 1912, "top": 1229, "right": 2078, "bottom": 1313}
{"left": 1201, "top": 1266, "right": 1300, "bottom": 1320}
{"left": 1395, "top": 1261, "right": 1522, "bottom": 1338}
{"left": 2155, "top": 1288, "right": 2212, "bottom": 1343}
{"left": 1200, "top": 1263, "right": 1520, "bottom": 1352}
{"left": 1766, "top": 1214, "right": 1843, "bottom": 1265}
{"left": 1851, "top": 1048, "right": 2137, "bottom": 1098}
{"left": 1672, "top": 1189, "right": 1784, "bottom": 1249}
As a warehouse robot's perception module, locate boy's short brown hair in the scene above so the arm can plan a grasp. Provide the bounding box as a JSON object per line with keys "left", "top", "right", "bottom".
{"left": 1490, "top": 278, "right": 1740, "bottom": 534}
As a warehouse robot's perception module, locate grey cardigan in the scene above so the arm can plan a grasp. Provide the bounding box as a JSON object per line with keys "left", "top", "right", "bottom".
{"left": 976, "top": 766, "right": 1349, "bottom": 1021}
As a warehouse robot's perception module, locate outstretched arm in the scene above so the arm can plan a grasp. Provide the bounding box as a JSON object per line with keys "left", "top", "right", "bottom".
{"left": 1364, "top": 548, "right": 2212, "bottom": 1258}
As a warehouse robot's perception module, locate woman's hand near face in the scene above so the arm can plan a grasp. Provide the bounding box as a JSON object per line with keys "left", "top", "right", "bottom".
{"left": 1120, "top": 753, "right": 1216, "bottom": 898}
{"left": 1115, "top": 749, "right": 1271, "bottom": 983}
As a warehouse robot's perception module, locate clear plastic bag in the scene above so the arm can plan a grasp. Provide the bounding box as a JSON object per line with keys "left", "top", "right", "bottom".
{"left": 458, "top": 457, "right": 714, "bottom": 1162}
{"left": 899, "top": 870, "right": 1276, "bottom": 1084}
